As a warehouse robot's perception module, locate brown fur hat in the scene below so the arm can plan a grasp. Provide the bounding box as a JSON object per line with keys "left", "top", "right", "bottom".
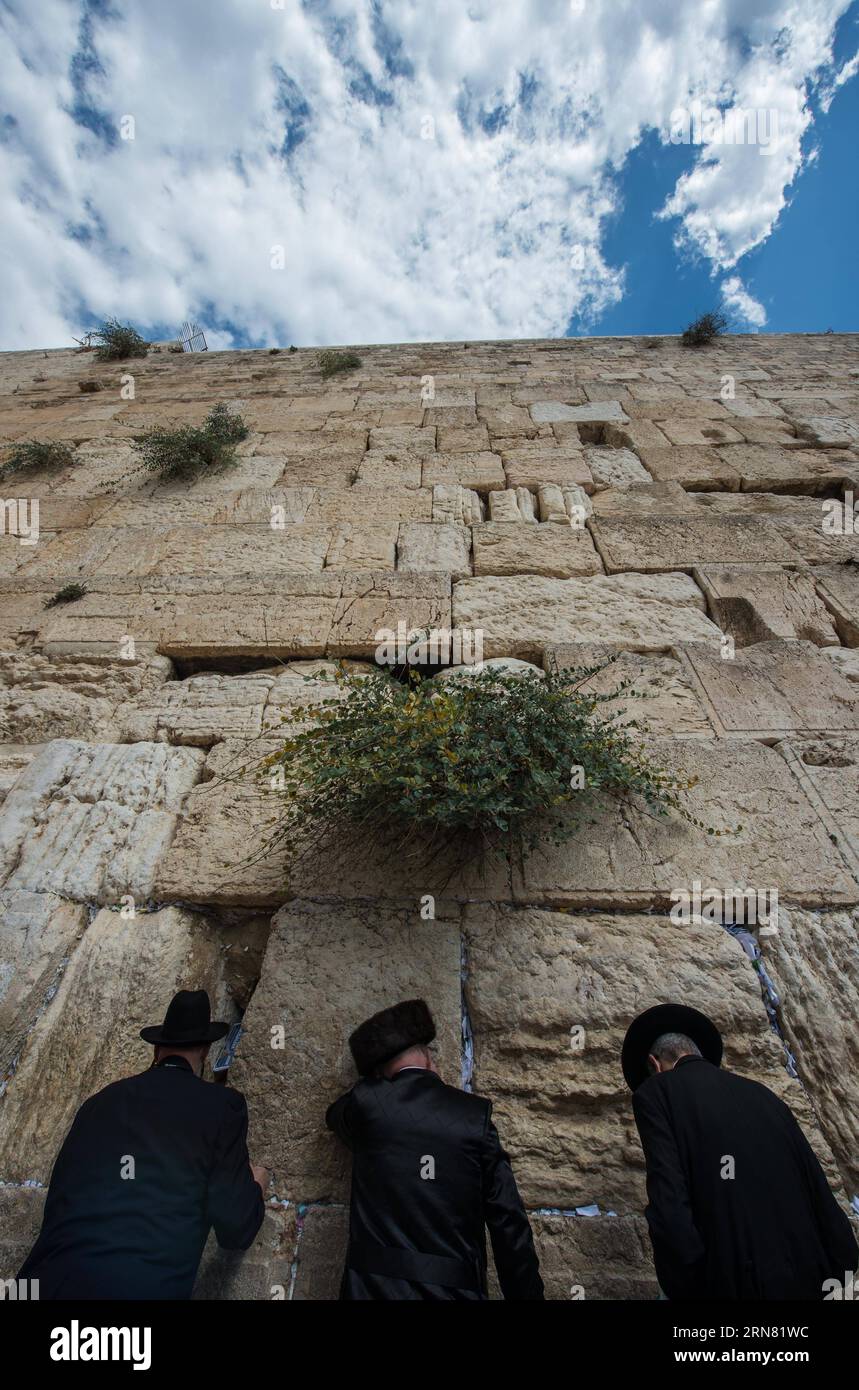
{"left": 349, "top": 998, "right": 436, "bottom": 1076}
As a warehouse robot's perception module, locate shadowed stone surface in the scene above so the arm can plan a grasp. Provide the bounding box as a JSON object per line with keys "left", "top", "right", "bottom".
{"left": 230, "top": 900, "right": 461, "bottom": 1201}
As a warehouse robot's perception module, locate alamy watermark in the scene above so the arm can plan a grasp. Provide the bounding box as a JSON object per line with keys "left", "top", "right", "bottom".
{"left": 668, "top": 102, "right": 778, "bottom": 155}
{"left": 1, "top": 498, "right": 39, "bottom": 545}
{"left": 374, "top": 622, "right": 484, "bottom": 668}
{"left": 670, "top": 881, "right": 779, "bottom": 932}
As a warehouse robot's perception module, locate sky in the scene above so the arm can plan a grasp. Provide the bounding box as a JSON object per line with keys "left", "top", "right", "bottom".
{"left": 0, "top": 0, "right": 857, "bottom": 351}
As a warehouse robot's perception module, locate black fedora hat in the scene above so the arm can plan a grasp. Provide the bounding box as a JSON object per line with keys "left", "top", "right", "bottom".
{"left": 349, "top": 998, "right": 436, "bottom": 1077}
{"left": 621, "top": 1003, "right": 723, "bottom": 1091}
{"left": 140, "top": 990, "right": 229, "bottom": 1047}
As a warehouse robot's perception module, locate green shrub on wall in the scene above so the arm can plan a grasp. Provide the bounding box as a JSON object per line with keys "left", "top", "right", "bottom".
{"left": 262, "top": 663, "right": 722, "bottom": 881}
{"left": 133, "top": 404, "right": 249, "bottom": 482}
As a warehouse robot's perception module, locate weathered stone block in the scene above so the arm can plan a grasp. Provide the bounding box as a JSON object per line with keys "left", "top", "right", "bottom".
{"left": 676, "top": 640, "right": 859, "bottom": 739}
{"left": 230, "top": 900, "right": 462, "bottom": 1200}
{"left": 0, "top": 906, "right": 236, "bottom": 1182}
{"left": 452, "top": 573, "right": 723, "bottom": 659}
{"left": 590, "top": 516, "right": 799, "bottom": 573}
{"left": 421, "top": 452, "right": 505, "bottom": 491}
{"left": 546, "top": 644, "right": 714, "bottom": 737}
{"left": 585, "top": 446, "right": 651, "bottom": 490}
{"left": 465, "top": 903, "right": 820, "bottom": 1210}
{"left": 637, "top": 446, "right": 742, "bottom": 490}
{"left": 397, "top": 523, "right": 472, "bottom": 579}
{"left": 0, "top": 740, "right": 204, "bottom": 902}
{"left": 695, "top": 566, "right": 839, "bottom": 647}
{"left": 472, "top": 523, "right": 602, "bottom": 578}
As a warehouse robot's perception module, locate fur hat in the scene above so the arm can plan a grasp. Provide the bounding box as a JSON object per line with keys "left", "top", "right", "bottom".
{"left": 349, "top": 998, "right": 436, "bottom": 1077}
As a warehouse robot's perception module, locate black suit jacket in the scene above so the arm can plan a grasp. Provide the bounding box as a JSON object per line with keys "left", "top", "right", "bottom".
{"left": 18, "top": 1057, "right": 264, "bottom": 1300}
{"left": 326, "top": 1068, "right": 544, "bottom": 1300}
{"left": 633, "top": 1056, "right": 858, "bottom": 1300}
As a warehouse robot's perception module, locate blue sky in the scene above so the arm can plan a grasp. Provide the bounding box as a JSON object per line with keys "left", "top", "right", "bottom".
{"left": 1, "top": 0, "right": 857, "bottom": 350}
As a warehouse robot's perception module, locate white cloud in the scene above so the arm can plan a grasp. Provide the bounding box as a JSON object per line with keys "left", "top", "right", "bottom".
{"left": 0, "top": 0, "right": 854, "bottom": 348}
{"left": 721, "top": 275, "right": 767, "bottom": 329}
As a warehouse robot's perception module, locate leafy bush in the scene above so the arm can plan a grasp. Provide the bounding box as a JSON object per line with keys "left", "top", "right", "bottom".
{"left": 44, "top": 583, "right": 87, "bottom": 609}
{"left": 262, "top": 664, "right": 723, "bottom": 881}
{"left": 133, "top": 404, "right": 249, "bottom": 482}
{"left": 318, "top": 349, "right": 362, "bottom": 379}
{"left": 91, "top": 317, "right": 150, "bottom": 361}
{"left": 681, "top": 311, "right": 729, "bottom": 347}
{"left": 0, "top": 440, "right": 75, "bottom": 480}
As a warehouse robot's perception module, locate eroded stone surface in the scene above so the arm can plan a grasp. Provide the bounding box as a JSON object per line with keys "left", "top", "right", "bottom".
{"left": 230, "top": 900, "right": 462, "bottom": 1201}
{"left": 0, "top": 906, "right": 238, "bottom": 1182}
{"left": 465, "top": 903, "right": 836, "bottom": 1210}
{"left": 453, "top": 573, "right": 723, "bottom": 657}
{"left": 472, "top": 522, "right": 603, "bottom": 578}
{"left": 0, "top": 739, "right": 204, "bottom": 902}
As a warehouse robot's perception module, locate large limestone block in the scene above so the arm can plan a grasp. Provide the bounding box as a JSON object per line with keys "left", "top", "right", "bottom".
{"left": 230, "top": 900, "right": 462, "bottom": 1201}
{"left": 531, "top": 400, "right": 628, "bottom": 425}
{"left": 291, "top": 1205, "right": 349, "bottom": 1300}
{"left": 193, "top": 1206, "right": 297, "bottom": 1301}
{"left": 501, "top": 445, "right": 593, "bottom": 492}
{"left": 637, "top": 446, "right": 742, "bottom": 490}
{"left": 657, "top": 419, "right": 744, "bottom": 447}
{"left": 397, "top": 522, "right": 472, "bottom": 579}
{"left": 778, "top": 736, "right": 859, "bottom": 880}
{"left": 768, "top": 514, "right": 859, "bottom": 566}
{"left": 309, "top": 486, "right": 432, "bottom": 523}
{"left": 523, "top": 1214, "right": 658, "bottom": 1301}
{"left": 324, "top": 523, "right": 398, "bottom": 571}
{"left": 513, "top": 737, "right": 858, "bottom": 908}
{"left": 676, "top": 640, "right": 859, "bottom": 738}
{"left": 793, "top": 416, "right": 859, "bottom": 448}
{"left": 327, "top": 572, "right": 451, "bottom": 659}
{"left": 472, "top": 523, "right": 603, "bottom": 578}
{"left": 816, "top": 566, "right": 859, "bottom": 645}
{"left": 591, "top": 515, "right": 798, "bottom": 573}
{"left": 0, "top": 739, "right": 204, "bottom": 902}
{"left": 719, "top": 445, "right": 852, "bottom": 494}
{"left": 154, "top": 738, "right": 287, "bottom": 907}
{"left": 584, "top": 447, "right": 651, "bottom": 490}
{"left": 546, "top": 644, "right": 714, "bottom": 738}
{"left": 431, "top": 484, "right": 485, "bottom": 524}
{"left": 760, "top": 906, "right": 859, "bottom": 1200}
{"left": 0, "top": 890, "right": 88, "bottom": 1079}
{"left": 464, "top": 903, "right": 812, "bottom": 1210}
{"left": 452, "top": 573, "right": 723, "bottom": 659}
{"left": 0, "top": 906, "right": 236, "bottom": 1183}
{"left": 695, "top": 566, "right": 839, "bottom": 647}
{"left": 354, "top": 452, "right": 422, "bottom": 487}
{"left": 0, "top": 650, "right": 172, "bottom": 744}
{"left": 421, "top": 452, "right": 505, "bottom": 491}
{"left": 119, "top": 672, "right": 273, "bottom": 745}
{"left": 153, "top": 526, "right": 332, "bottom": 576}
{"left": 590, "top": 480, "right": 696, "bottom": 515}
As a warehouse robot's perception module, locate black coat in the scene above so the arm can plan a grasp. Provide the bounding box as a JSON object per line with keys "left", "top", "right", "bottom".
{"left": 326, "top": 1068, "right": 544, "bottom": 1300}
{"left": 18, "top": 1057, "right": 264, "bottom": 1300}
{"left": 632, "top": 1055, "right": 858, "bottom": 1300}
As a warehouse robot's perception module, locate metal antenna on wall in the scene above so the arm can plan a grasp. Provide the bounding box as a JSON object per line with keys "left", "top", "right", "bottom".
{"left": 178, "top": 320, "right": 208, "bottom": 352}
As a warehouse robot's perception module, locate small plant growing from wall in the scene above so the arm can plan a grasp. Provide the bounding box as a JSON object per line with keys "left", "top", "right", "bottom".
{"left": 681, "top": 311, "right": 729, "bottom": 347}
{"left": 44, "top": 583, "right": 87, "bottom": 609}
{"left": 133, "top": 404, "right": 249, "bottom": 482}
{"left": 90, "top": 317, "right": 150, "bottom": 361}
{"left": 0, "top": 440, "right": 75, "bottom": 481}
{"left": 318, "top": 349, "right": 362, "bottom": 380}
{"left": 260, "top": 663, "right": 725, "bottom": 883}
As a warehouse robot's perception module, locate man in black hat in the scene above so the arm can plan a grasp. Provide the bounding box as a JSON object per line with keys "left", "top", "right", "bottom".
{"left": 326, "top": 997, "right": 544, "bottom": 1300}
{"left": 622, "top": 1002, "right": 858, "bottom": 1300}
{"left": 17, "top": 990, "right": 266, "bottom": 1300}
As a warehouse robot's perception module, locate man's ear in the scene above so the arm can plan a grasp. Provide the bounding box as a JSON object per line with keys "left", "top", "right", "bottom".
{"left": 647, "top": 1052, "right": 660, "bottom": 1074}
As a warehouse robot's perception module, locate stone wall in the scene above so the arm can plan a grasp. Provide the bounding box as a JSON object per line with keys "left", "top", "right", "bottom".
{"left": 1, "top": 333, "right": 858, "bottom": 1299}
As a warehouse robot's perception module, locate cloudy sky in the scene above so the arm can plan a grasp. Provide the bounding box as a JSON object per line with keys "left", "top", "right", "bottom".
{"left": 1, "top": 0, "right": 857, "bottom": 350}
